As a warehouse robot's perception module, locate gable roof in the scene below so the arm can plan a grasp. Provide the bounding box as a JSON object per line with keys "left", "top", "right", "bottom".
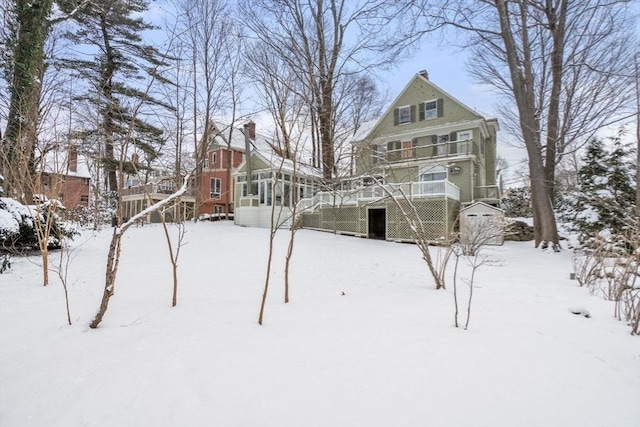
{"left": 460, "top": 201, "right": 504, "bottom": 213}
{"left": 209, "top": 121, "right": 274, "bottom": 153}
{"left": 352, "top": 72, "right": 497, "bottom": 143}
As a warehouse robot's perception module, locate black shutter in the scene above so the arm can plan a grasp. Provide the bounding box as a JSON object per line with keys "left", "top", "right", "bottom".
{"left": 431, "top": 135, "right": 438, "bottom": 156}
{"left": 393, "top": 108, "right": 399, "bottom": 125}
{"left": 410, "top": 105, "right": 416, "bottom": 122}
{"left": 437, "top": 98, "right": 444, "bottom": 117}
{"left": 418, "top": 103, "right": 425, "bottom": 121}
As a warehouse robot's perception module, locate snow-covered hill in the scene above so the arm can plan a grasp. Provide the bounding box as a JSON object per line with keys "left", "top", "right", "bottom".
{"left": 1, "top": 221, "right": 638, "bottom": 427}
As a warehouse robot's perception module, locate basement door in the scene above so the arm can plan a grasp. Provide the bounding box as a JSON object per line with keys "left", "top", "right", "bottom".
{"left": 368, "top": 208, "right": 386, "bottom": 240}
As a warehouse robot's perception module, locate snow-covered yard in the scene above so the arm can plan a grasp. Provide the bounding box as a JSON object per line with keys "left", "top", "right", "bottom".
{"left": 1, "top": 221, "right": 638, "bottom": 427}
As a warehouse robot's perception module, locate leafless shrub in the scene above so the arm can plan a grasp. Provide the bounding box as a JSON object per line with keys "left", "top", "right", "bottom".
{"left": 572, "top": 225, "right": 640, "bottom": 335}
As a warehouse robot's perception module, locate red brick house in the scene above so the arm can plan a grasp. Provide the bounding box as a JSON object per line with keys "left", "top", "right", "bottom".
{"left": 37, "top": 146, "right": 91, "bottom": 210}
{"left": 198, "top": 122, "right": 252, "bottom": 218}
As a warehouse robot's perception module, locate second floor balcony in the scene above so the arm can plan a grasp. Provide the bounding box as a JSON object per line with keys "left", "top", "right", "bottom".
{"left": 375, "top": 138, "right": 475, "bottom": 165}
{"left": 121, "top": 183, "right": 197, "bottom": 198}
{"left": 297, "top": 180, "right": 461, "bottom": 212}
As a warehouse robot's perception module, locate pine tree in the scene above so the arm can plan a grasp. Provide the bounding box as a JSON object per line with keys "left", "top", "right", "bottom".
{"left": 63, "top": 0, "right": 170, "bottom": 199}
{"left": 564, "top": 136, "right": 637, "bottom": 246}
{"left": 501, "top": 186, "right": 532, "bottom": 218}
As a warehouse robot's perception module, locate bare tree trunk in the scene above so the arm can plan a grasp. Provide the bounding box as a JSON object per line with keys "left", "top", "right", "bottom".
{"left": 635, "top": 53, "right": 640, "bottom": 218}
{"left": 543, "top": 0, "right": 568, "bottom": 200}
{"left": 161, "top": 215, "right": 185, "bottom": 307}
{"left": 90, "top": 175, "right": 191, "bottom": 328}
{"left": 495, "top": 0, "right": 559, "bottom": 249}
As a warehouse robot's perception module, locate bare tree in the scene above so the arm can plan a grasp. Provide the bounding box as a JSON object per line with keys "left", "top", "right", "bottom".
{"left": 241, "top": 0, "right": 398, "bottom": 179}
{"left": 404, "top": 0, "right": 636, "bottom": 250}
{"left": 90, "top": 173, "right": 191, "bottom": 328}
{"left": 451, "top": 214, "right": 504, "bottom": 329}
{"left": 159, "top": 210, "right": 186, "bottom": 307}
{"left": 172, "top": 0, "right": 235, "bottom": 219}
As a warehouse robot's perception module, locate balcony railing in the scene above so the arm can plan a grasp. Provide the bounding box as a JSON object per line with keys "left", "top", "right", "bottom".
{"left": 297, "top": 179, "right": 460, "bottom": 212}
{"left": 121, "top": 183, "right": 197, "bottom": 197}
{"left": 383, "top": 138, "right": 473, "bottom": 163}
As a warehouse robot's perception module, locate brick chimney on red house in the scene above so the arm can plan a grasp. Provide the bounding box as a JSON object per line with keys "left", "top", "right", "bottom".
{"left": 68, "top": 146, "right": 78, "bottom": 173}
{"left": 247, "top": 121, "right": 256, "bottom": 139}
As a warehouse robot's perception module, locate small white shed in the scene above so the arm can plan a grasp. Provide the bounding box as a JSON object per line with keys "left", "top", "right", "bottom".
{"left": 459, "top": 202, "right": 505, "bottom": 246}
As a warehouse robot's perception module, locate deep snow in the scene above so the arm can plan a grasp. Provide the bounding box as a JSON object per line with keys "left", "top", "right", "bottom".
{"left": 1, "top": 221, "right": 638, "bottom": 427}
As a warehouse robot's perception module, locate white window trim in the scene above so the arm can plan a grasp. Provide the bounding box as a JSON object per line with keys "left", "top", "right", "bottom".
{"left": 398, "top": 105, "right": 411, "bottom": 125}
{"left": 423, "top": 99, "right": 438, "bottom": 120}
{"left": 210, "top": 177, "right": 221, "bottom": 199}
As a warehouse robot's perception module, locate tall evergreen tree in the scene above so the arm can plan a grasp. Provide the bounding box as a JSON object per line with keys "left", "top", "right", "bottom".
{"left": 63, "top": 0, "right": 170, "bottom": 200}
{"left": 562, "top": 136, "right": 636, "bottom": 246}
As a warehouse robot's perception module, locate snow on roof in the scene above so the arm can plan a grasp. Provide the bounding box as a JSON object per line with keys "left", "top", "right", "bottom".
{"left": 40, "top": 148, "right": 91, "bottom": 179}
{"left": 210, "top": 121, "right": 274, "bottom": 153}
{"left": 350, "top": 119, "right": 379, "bottom": 143}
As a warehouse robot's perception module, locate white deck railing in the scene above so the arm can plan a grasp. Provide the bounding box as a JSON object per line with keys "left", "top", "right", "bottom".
{"left": 297, "top": 180, "right": 460, "bottom": 212}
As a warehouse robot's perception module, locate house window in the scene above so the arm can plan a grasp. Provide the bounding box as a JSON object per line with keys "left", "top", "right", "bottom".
{"left": 435, "top": 134, "right": 449, "bottom": 156}
{"left": 203, "top": 158, "right": 209, "bottom": 169}
{"left": 394, "top": 105, "right": 415, "bottom": 125}
{"left": 423, "top": 100, "right": 437, "bottom": 119}
{"left": 371, "top": 145, "right": 382, "bottom": 165}
{"left": 80, "top": 195, "right": 89, "bottom": 203}
{"left": 420, "top": 165, "right": 447, "bottom": 182}
{"left": 212, "top": 152, "right": 218, "bottom": 166}
{"left": 398, "top": 106, "right": 410, "bottom": 124}
{"left": 457, "top": 130, "right": 473, "bottom": 155}
{"left": 82, "top": 178, "right": 90, "bottom": 186}
{"left": 210, "top": 177, "right": 221, "bottom": 199}
{"left": 419, "top": 98, "right": 443, "bottom": 121}
{"left": 387, "top": 140, "right": 401, "bottom": 162}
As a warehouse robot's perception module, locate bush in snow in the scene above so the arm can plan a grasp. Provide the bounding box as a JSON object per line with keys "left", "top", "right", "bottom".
{"left": 0, "top": 197, "right": 78, "bottom": 252}
{"left": 501, "top": 186, "right": 532, "bottom": 218}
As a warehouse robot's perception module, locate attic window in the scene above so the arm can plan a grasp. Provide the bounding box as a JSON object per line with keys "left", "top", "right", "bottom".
{"left": 423, "top": 100, "right": 437, "bottom": 119}
{"left": 394, "top": 105, "right": 415, "bottom": 125}
{"left": 398, "top": 106, "right": 410, "bottom": 124}
{"left": 419, "top": 98, "right": 443, "bottom": 120}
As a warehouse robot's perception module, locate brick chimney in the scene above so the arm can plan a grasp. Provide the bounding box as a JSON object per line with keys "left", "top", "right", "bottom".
{"left": 419, "top": 69, "right": 429, "bottom": 80}
{"left": 68, "top": 146, "right": 78, "bottom": 173}
{"left": 247, "top": 121, "right": 256, "bottom": 139}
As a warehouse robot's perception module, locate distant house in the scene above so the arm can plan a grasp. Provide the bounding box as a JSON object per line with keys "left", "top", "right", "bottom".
{"left": 298, "top": 71, "right": 501, "bottom": 242}
{"left": 120, "top": 121, "right": 254, "bottom": 223}
{"left": 198, "top": 122, "right": 248, "bottom": 219}
{"left": 36, "top": 146, "right": 91, "bottom": 210}
{"left": 120, "top": 168, "right": 197, "bottom": 223}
